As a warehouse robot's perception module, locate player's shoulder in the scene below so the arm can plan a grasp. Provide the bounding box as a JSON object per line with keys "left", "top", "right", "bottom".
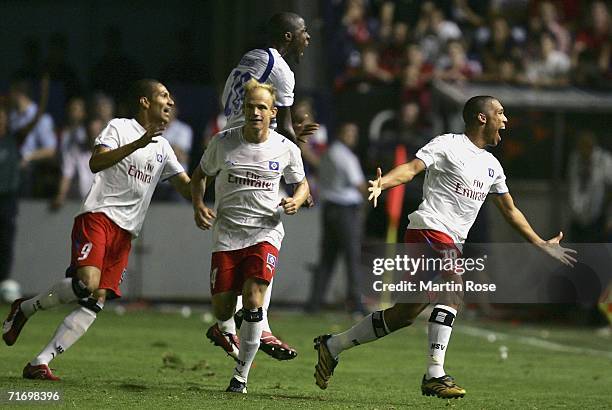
{"left": 212, "top": 126, "right": 240, "bottom": 145}
{"left": 107, "top": 117, "right": 138, "bottom": 131}
{"left": 421, "top": 133, "right": 455, "bottom": 149}
{"left": 269, "top": 129, "right": 299, "bottom": 152}
{"left": 238, "top": 48, "right": 267, "bottom": 66}
{"left": 269, "top": 48, "right": 294, "bottom": 76}
{"left": 485, "top": 150, "right": 504, "bottom": 169}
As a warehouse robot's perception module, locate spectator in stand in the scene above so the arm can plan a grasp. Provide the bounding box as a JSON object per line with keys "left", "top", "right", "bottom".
{"left": 89, "top": 92, "right": 115, "bottom": 127}
{"left": 162, "top": 107, "right": 192, "bottom": 171}
{"left": 8, "top": 76, "right": 57, "bottom": 197}
{"left": 567, "top": 130, "right": 612, "bottom": 335}
{"left": 435, "top": 39, "right": 482, "bottom": 83}
{"left": 475, "top": 16, "right": 524, "bottom": 79}
{"left": 377, "top": 101, "right": 431, "bottom": 161}
{"left": 478, "top": 57, "right": 521, "bottom": 84}
{"left": 292, "top": 98, "right": 327, "bottom": 170}
{"left": 380, "top": 22, "right": 409, "bottom": 79}
{"left": 341, "top": 0, "right": 379, "bottom": 47}
{"left": 414, "top": 5, "right": 462, "bottom": 63}
{"left": 154, "top": 106, "right": 193, "bottom": 201}
{"left": 0, "top": 78, "right": 50, "bottom": 302}
{"left": 333, "top": 0, "right": 380, "bottom": 79}
{"left": 400, "top": 63, "right": 432, "bottom": 117}
{"left": 337, "top": 46, "right": 394, "bottom": 91}
{"left": 538, "top": 1, "right": 571, "bottom": 54}
{"left": 523, "top": 32, "right": 571, "bottom": 87}
{"left": 307, "top": 122, "right": 367, "bottom": 316}
{"left": 572, "top": 1, "right": 611, "bottom": 87}
{"left": 568, "top": 130, "right": 612, "bottom": 242}
{"left": 50, "top": 98, "right": 97, "bottom": 210}
{"left": 451, "top": 0, "right": 487, "bottom": 31}
{"left": 377, "top": 0, "right": 395, "bottom": 44}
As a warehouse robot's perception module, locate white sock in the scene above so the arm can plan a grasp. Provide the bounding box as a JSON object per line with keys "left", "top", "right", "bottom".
{"left": 261, "top": 279, "right": 273, "bottom": 333}
{"left": 30, "top": 306, "right": 97, "bottom": 366}
{"left": 21, "top": 278, "right": 86, "bottom": 318}
{"left": 217, "top": 317, "right": 236, "bottom": 334}
{"left": 327, "top": 311, "right": 390, "bottom": 358}
{"left": 426, "top": 304, "right": 457, "bottom": 379}
{"left": 233, "top": 308, "right": 263, "bottom": 383}
{"left": 219, "top": 295, "right": 243, "bottom": 334}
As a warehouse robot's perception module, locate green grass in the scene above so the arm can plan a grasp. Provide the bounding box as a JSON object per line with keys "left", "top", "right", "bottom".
{"left": 1, "top": 305, "right": 611, "bottom": 409}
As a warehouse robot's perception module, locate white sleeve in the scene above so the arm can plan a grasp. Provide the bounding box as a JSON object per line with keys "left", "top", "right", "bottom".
{"left": 489, "top": 162, "right": 509, "bottom": 194}
{"left": 283, "top": 144, "right": 305, "bottom": 184}
{"left": 95, "top": 121, "right": 120, "bottom": 149}
{"left": 61, "top": 151, "right": 77, "bottom": 179}
{"left": 177, "top": 124, "right": 193, "bottom": 152}
{"left": 161, "top": 141, "right": 185, "bottom": 181}
{"left": 37, "top": 114, "right": 57, "bottom": 150}
{"left": 345, "top": 155, "right": 365, "bottom": 187}
{"left": 271, "top": 68, "right": 295, "bottom": 107}
{"left": 199, "top": 133, "right": 222, "bottom": 176}
{"left": 415, "top": 135, "right": 445, "bottom": 168}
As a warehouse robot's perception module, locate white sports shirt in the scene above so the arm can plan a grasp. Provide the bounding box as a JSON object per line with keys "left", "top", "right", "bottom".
{"left": 200, "top": 127, "right": 305, "bottom": 252}
{"left": 79, "top": 118, "right": 184, "bottom": 237}
{"left": 221, "top": 48, "right": 295, "bottom": 130}
{"left": 408, "top": 133, "right": 508, "bottom": 244}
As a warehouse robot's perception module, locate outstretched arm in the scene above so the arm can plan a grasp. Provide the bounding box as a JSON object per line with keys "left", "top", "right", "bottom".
{"left": 89, "top": 123, "right": 166, "bottom": 173}
{"left": 492, "top": 193, "right": 577, "bottom": 266}
{"left": 15, "top": 74, "right": 50, "bottom": 146}
{"left": 190, "top": 166, "right": 216, "bottom": 230}
{"left": 368, "top": 158, "right": 426, "bottom": 207}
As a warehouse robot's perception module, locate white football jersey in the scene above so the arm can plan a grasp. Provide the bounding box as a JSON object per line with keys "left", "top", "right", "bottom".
{"left": 408, "top": 133, "right": 508, "bottom": 244}
{"left": 221, "top": 48, "right": 295, "bottom": 130}
{"left": 199, "top": 127, "right": 305, "bottom": 252}
{"left": 79, "top": 118, "right": 184, "bottom": 237}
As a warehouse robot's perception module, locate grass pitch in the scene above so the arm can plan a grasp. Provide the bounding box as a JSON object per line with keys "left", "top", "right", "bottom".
{"left": 1, "top": 305, "right": 611, "bottom": 409}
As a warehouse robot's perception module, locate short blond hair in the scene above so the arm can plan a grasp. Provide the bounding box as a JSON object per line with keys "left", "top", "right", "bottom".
{"left": 244, "top": 79, "right": 276, "bottom": 106}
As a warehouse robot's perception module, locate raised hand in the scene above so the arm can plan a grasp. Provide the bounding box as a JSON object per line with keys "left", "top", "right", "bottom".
{"left": 295, "top": 114, "right": 320, "bottom": 143}
{"left": 368, "top": 167, "right": 383, "bottom": 208}
{"left": 135, "top": 123, "right": 165, "bottom": 149}
{"left": 539, "top": 231, "right": 578, "bottom": 267}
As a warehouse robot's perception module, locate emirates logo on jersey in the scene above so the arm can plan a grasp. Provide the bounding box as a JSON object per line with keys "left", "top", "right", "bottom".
{"left": 228, "top": 171, "right": 274, "bottom": 191}
{"left": 453, "top": 182, "right": 487, "bottom": 201}
{"left": 128, "top": 164, "right": 153, "bottom": 184}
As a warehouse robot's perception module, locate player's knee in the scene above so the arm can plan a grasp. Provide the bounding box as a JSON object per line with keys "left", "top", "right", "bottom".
{"left": 78, "top": 297, "right": 104, "bottom": 314}
{"left": 242, "top": 281, "right": 267, "bottom": 310}
{"left": 242, "top": 307, "right": 263, "bottom": 323}
{"left": 76, "top": 268, "right": 101, "bottom": 293}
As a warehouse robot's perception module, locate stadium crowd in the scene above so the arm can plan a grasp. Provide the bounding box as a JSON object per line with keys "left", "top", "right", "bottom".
{"left": 1, "top": 1, "right": 610, "bottom": 200}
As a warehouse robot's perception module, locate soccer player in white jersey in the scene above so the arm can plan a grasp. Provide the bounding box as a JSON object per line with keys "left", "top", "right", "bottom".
{"left": 208, "top": 11, "right": 319, "bottom": 362}
{"left": 2, "top": 79, "right": 191, "bottom": 380}
{"left": 191, "top": 80, "right": 309, "bottom": 393}
{"left": 314, "top": 96, "right": 577, "bottom": 399}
